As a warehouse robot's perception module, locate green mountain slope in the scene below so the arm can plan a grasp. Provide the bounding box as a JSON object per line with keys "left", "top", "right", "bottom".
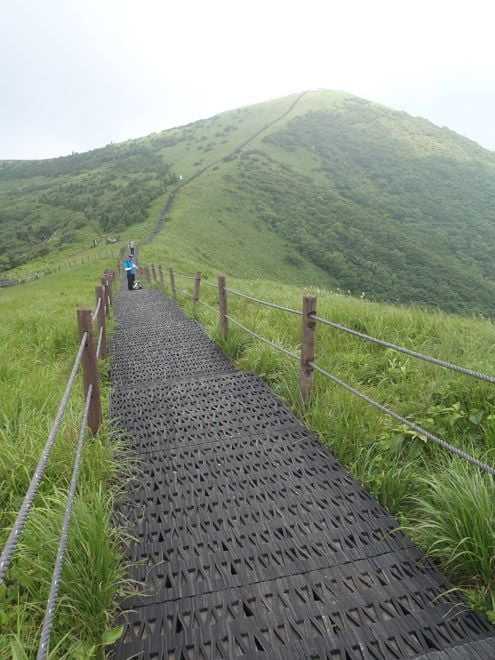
{"left": 146, "top": 90, "right": 495, "bottom": 315}
{"left": 0, "top": 142, "right": 176, "bottom": 271}
{"left": 4, "top": 90, "right": 495, "bottom": 315}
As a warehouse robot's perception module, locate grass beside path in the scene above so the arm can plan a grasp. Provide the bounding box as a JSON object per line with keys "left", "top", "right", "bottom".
{"left": 0, "top": 263, "right": 127, "bottom": 658}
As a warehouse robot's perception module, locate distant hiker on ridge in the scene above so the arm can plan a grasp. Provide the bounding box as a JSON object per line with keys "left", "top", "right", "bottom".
{"left": 123, "top": 254, "right": 139, "bottom": 290}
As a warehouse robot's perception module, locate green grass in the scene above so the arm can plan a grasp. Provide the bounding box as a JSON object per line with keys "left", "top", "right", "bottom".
{"left": 0, "top": 262, "right": 128, "bottom": 657}
{"left": 145, "top": 267, "right": 495, "bottom": 622}
{"left": 142, "top": 167, "right": 334, "bottom": 287}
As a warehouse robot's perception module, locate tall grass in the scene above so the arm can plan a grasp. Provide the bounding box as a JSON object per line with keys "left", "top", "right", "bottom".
{"left": 0, "top": 263, "right": 128, "bottom": 657}
{"left": 411, "top": 463, "right": 495, "bottom": 615}
{"left": 156, "top": 271, "right": 495, "bottom": 622}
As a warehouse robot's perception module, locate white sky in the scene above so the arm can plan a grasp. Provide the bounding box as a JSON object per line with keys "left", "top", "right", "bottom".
{"left": 1, "top": 0, "right": 494, "bottom": 159}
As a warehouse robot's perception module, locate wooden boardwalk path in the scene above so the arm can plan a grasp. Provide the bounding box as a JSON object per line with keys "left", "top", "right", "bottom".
{"left": 111, "top": 287, "right": 495, "bottom": 659}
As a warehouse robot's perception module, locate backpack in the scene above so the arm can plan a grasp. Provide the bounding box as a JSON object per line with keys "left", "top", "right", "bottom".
{"left": 133, "top": 280, "right": 143, "bottom": 290}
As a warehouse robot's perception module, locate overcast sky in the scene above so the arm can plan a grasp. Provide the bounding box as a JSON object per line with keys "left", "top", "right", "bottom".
{"left": 1, "top": 0, "right": 494, "bottom": 159}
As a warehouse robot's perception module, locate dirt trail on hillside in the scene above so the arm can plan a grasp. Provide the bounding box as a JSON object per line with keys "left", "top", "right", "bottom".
{"left": 144, "top": 91, "right": 308, "bottom": 244}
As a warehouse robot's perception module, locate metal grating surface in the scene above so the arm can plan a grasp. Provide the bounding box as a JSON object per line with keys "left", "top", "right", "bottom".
{"left": 110, "top": 372, "right": 301, "bottom": 450}
{"left": 110, "top": 283, "right": 495, "bottom": 659}
{"left": 110, "top": 344, "right": 235, "bottom": 389}
{"left": 110, "top": 319, "right": 207, "bottom": 354}
{"left": 116, "top": 557, "right": 493, "bottom": 659}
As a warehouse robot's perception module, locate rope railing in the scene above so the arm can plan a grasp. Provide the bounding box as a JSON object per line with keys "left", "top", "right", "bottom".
{"left": 173, "top": 272, "right": 196, "bottom": 281}
{"left": 225, "top": 287, "right": 302, "bottom": 315}
{"left": 92, "top": 296, "right": 102, "bottom": 322}
{"left": 96, "top": 325, "right": 104, "bottom": 360}
{"left": 0, "top": 331, "right": 88, "bottom": 584}
{"left": 309, "top": 361, "right": 495, "bottom": 476}
{"left": 176, "top": 287, "right": 194, "bottom": 298}
{"left": 36, "top": 384, "right": 93, "bottom": 660}
{"left": 163, "top": 264, "right": 494, "bottom": 477}
{"left": 201, "top": 279, "right": 219, "bottom": 289}
{"left": 3, "top": 250, "right": 118, "bottom": 287}
{"left": 312, "top": 314, "right": 495, "bottom": 385}
{"left": 226, "top": 315, "right": 300, "bottom": 360}
{"left": 197, "top": 299, "right": 217, "bottom": 313}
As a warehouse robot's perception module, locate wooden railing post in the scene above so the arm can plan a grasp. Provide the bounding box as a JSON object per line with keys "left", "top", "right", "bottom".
{"left": 77, "top": 308, "right": 102, "bottom": 435}
{"left": 104, "top": 271, "right": 113, "bottom": 307}
{"left": 169, "top": 267, "right": 176, "bottom": 300}
{"left": 95, "top": 285, "right": 107, "bottom": 359}
{"left": 151, "top": 264, "right": 157, "bottom": 281}
{"left": 158, "top": 265, "right": 164, "bottom": 286}
{"left": 100, "top": 277, "right": 110, "bottom": 318}
{"left": 144, "top": 266, "right": 151, "bottom": 283}
{"left": 300, "top": 295, "right": 317, "bottom": 406}
{"left": 193, "top": 271, "right": 201, "bottom": 310}
{"left": 101, "top": 277, "right": 109, "bottom": 317}
{"left": 218, "top": 275, "right": 228, "bottom": 341}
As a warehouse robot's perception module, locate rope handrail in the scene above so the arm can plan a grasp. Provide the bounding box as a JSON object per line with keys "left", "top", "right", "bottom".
{"left": 194, "top": 276, "right": 495, "bottom": 385}
{"left": 313, "top": 314, "right": 495, "bottom": 385}
{"left": 175, "top": 287, "right": 194, "bottom": 298}
{"left": 0, "top": 331, "right": 88, "bottom": 584}
{"left": 197, "top": 299, "right": 217, "bottom": 313}
{"left": 224, "top": 287, "right": 302, "bottom": 315}
{"left": 309, "top": 361, "right": 495, "bottom": 476}
{"left": 173, "top": 272, "right": 196, "bottom": 281}
{"left": 36, "top": 384, "right": 93, "bottom": 660}
{"left": 92, "top": 296, "right": 102, "bottom": 322}
{"left": 224, "top": 302, "right": 495, "bottom": 476}
{"left": 201, "top": 279, "right": 218, "bottom": 289}
{"left": 226, "top": 315, "right": 300, "bottom": 361}
{"left": 95, "top": 325, "right": 104, "bottom": 360}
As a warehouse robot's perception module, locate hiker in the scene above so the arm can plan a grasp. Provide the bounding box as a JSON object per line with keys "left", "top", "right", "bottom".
{"left": 128, "top": 240, "right": 135, "bottom": 256}
{"left": 123, "top": 254, "right": 139, "bottom": 290}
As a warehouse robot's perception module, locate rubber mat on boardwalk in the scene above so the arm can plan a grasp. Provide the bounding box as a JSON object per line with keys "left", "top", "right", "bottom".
{"left": 111, "top": 285, "right": 495, "bottom": 659}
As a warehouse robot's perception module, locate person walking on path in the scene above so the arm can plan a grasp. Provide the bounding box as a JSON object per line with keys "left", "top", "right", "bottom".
{"left": 128, "top": 241, "right": 135, "bottom": 256}
{"left": 123, "top": 254, "right": 139, "bottom": 290}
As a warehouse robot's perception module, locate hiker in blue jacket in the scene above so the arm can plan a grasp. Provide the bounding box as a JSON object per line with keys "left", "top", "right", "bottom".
{"left": 123, "top": 254, "right": 139, "bottom": 290}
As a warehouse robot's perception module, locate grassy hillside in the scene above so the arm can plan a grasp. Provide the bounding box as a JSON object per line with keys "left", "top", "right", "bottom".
{"left": 0, "top": 142, "right": 176, "bottom": 272}
{"left": 5, "top": 89, "right": 495, "bottom": 315}
{"left": 145, "top": 90, "right": 495, "bottom": 315}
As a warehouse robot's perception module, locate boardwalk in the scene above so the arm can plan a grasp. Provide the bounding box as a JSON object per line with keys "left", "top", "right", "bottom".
{"left": 111, "top": 287, "right": 495, "bottom": 659}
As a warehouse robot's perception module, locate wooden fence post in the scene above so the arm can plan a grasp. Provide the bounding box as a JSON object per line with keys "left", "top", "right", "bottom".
{"left": 151, "top": 264, "right": 157, "bottom": 281}
{"left": 169, "top": 267, "right": 176, "bottom": 299}
{"left": 158, "top": 265, "right": 164, "bottom": 286}
{"left": 218, "top": 275, "right": 228, "bottom": 341}
{"left": 95, "top": 285, "right": 107, "bottom": 359}
{"left": 77, "top": 308, "right": 102, "bottom": 435}
{"left": 193, "top": 271, "right": 201, "bottom": 310}
{"left": 144, "top": 266, "right": 151, "bottom": 283}
{"left": 104, "top": 271, "right": 113, "bottom": 307}
{"left": 299, "top": 295, "right": 317, "bottom": 406}
{"left": 101, "top": 278, "right": 109, "bottom": 317}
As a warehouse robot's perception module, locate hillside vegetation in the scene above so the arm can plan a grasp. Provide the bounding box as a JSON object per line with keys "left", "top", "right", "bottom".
{"left": 5, "top": 90, "right": 495, "bottom": 315}
{"left": 0, "top": 142, "right": 175, "bottom": 272}
{"left": 146, "top": 90, "right": 495, "bottom": 315}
